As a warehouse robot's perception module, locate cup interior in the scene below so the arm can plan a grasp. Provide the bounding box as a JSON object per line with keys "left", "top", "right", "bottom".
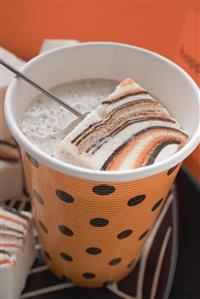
{"left": 5, "top": 42, "right": 200, "bottom": 181}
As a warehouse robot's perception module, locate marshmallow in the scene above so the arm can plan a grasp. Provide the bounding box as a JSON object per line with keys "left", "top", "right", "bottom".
{"left": 0, "top": 48, "right": 25, "bottom": 201}
{"left": 40, "top": 38, "right": 79, "bottom": 53}
{"left": 0, "top": 207, "right": 35, "bottom": 299}
{"left": 0, "top": 139, "right": 23, "bottom": 201}
{"left": 0, "top": 47, "right": 25, "bottom": 140}
{"left": 60, "top": 79, "right": 188, "bottom": 170}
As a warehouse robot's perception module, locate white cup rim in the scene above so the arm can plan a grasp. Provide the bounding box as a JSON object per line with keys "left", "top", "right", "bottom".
{"left": 4, "top": 42, "right": 200, "bottom": 182}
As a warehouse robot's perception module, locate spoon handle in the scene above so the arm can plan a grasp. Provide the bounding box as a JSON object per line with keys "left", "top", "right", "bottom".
{"left": 0, "top": 58, "right": 84, "bottom": 120}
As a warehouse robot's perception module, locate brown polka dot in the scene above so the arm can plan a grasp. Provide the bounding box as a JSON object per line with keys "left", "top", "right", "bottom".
{"left": 127, "top": 259, "right": 135, "bottom": 268}
{"left": 86, "top": 247, "right": 102, "bottom": 255}
{"left": 55, "top": 190, "right": 74, "bottom": 203}
{"left": 33, "top": 190, "right": 44, "bottom": 205}
{"left": 90, "top": 218, "right": 109, "bottom": 227}
{"left": 92, "top": 185, "right": 115, "bottom": 195}
{"left": 139, "top": 229, "right": 149, "bottom": 241}
{"left": 117, "top": 229, "right": 133, "bottom": 239}
{"left": 128, "top": 194, "right": 146, "bottom": 206}
{"left": 58, "top": 225, "right": 74, "bottom": 236}
{"left": 167, "top": 165, "right": 178, "bottom": 175}
{"left": 60, "top": 252, "right": 73, "bottom": 262}
{"left": 108, "top": 257, "right": 122, "bottom": 266}
{"left": 26, "top": 153, "right": 39, "bottom": 167}
{"left": 44, "top": 250, "right": 52, "bottom": 261}
{"left": 83, "top": 272, "right": 96, "bottom": 279}
{"left": 151, "top": 198, "right": 164, "bottom": 211}
{"left": 39, "top": 220, "right": 48, "bottom": 234}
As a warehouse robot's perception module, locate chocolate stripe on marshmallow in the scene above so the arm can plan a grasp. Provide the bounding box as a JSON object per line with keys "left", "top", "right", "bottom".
{"left": 0, "top": 249, "right": 11, "bottom": 256}
{"left": 0, "top": 225, "right": 24, "bottom": 236}
{"left": 87, "top": 116, "right": 176, "bottom": 154}
{"left": 0, "top": 233, "right": 24, "bottom": 241}
{"left": 101, "top": 126, "right": 187, "bottom": 170}
{"left": 3, "top": 207, "right": 30, "bottom": 221}
{"left": 146, "top": 140, "right": 181, "bottom": 165}
{"left": 72, "top": 98, "right": 159, "bottom": 146}
{"left": 73, "top": 97, "right": 174, "bottom": 149}
{"left": 102, "top": 90, "right": 149, "bottom": 104}
{"left": 0, "top": 156, "right": 20, "bottom": 163}
{"left": 0, "top": 141, "right": 20, "bottom": 163}
{"left": 75, "top": 111, "right": 175, "bottom": 150}
{"left": 133, "top": 126, "right": 188, "bottom": 139}
{"left": 0, "top": 139, "right": 18, "bottom": 148}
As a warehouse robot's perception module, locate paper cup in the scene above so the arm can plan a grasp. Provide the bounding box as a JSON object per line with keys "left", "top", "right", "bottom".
{"left": 5, "top": 43, "right": 200, "bottom": 287}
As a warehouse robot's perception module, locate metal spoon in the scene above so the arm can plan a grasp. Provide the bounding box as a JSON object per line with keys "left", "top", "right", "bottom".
{"left": 0, "top": 58, "right": 84, "bottom": 120}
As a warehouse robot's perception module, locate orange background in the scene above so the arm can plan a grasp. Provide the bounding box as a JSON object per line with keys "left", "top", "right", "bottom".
{"left": 1, "top": 0, "right": 199, "bottom": 180}
{"left": 1, "top": 1, "right": 199, "bottom": 61}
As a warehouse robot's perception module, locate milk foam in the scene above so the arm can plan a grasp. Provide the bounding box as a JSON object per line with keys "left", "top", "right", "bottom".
{"left": 20, "top": 79, "right": 118, "bottom": 161}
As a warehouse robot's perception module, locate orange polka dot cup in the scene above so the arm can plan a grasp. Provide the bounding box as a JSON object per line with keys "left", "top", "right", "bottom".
{"left": 5, "top": 43, "right": 200, "bottom": 287}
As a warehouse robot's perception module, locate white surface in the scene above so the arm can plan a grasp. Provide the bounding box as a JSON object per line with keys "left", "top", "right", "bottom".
{"left": 4, "top": 42, "right": 200, "bottom": 182}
